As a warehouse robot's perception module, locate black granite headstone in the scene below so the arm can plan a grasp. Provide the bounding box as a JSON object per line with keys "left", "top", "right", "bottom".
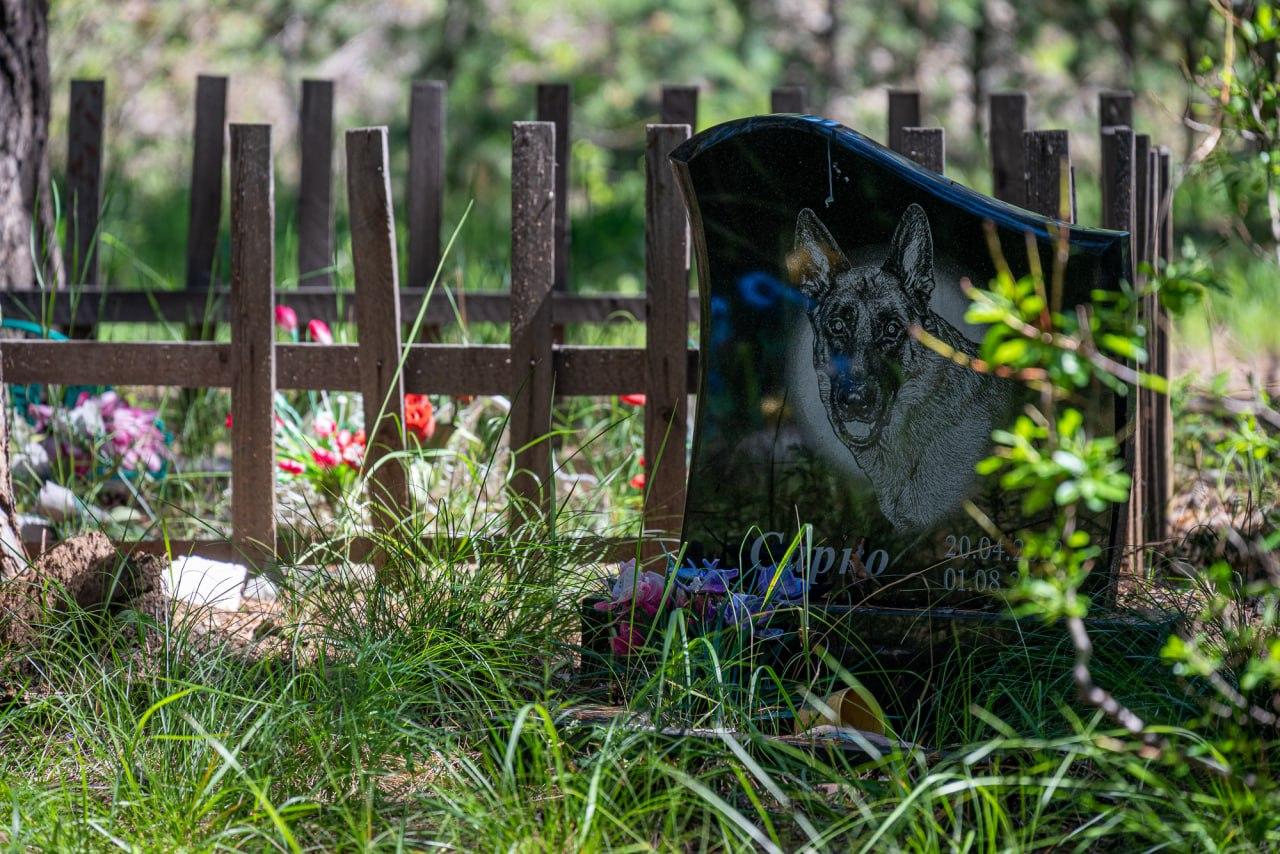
{"left": 670, "top": 116, "right": 1130, "bottom": 609}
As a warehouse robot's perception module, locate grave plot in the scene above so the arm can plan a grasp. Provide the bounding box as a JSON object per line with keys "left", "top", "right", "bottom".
{"left": 580, "top": 111, "right": 1176, "bottom": 742}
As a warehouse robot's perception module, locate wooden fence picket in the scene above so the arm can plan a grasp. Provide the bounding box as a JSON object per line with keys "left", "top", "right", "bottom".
{"left": 901, "top": 127, "right": 944, "bottom": 174}
{"left": 508, "top": 121, "right": 557, "bottom": 526}
{"left": 1153, "top": 147, "right": 1173, "bottom": 543}
{"left": 297, "top": 79, "right": 335, "bottom": 288}
{"left": 989, "top": 92, "right": 1028, "bottom": 206}
{"left": 536, "top": 85, "right": 571, "bottom": 302}
{"left": 1101, "top": 124, "right": 1140, "bottom": 572}
{"left": 642, "top": 123, "right": 692, "bottom": 548}
{"left": 347, "top": 127, "right": 411, "bottom": 534}
{"left": 408, "top": 80, "right": 446, "bottom": 293}
{"left": 228, "top": 123, "right": 277, "bottom": 565}
{"left": 660, "top": 85, "right": 699, "bottom": 129}
{"left": 186, "top": 75, "right": 228, "bottom": 292}
{"left": 1024, "top": 129, "right": 1073, "bottom": 221}
{"left": 65, "top": 79, "right": 104, "bottom": 286}
{"left": 887, "top": 89, "right": 921, "bottom": 154}
{"left": 1099, "top": 90, "right": 1134, "bottom": 132}
{"left": 771, "top": 86, "right": 807, "bottom": 114}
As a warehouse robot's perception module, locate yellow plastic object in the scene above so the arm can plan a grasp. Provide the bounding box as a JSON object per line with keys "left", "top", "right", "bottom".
{"left": 795, "top": 687, "right": 885, "bottom": 736}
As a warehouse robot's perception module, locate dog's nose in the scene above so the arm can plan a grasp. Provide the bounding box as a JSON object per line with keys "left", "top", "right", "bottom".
{"left": 843, "top": 377, "right": 871, "bottom": 410}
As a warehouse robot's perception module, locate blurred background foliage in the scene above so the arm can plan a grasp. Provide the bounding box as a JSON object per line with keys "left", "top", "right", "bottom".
{"left": 44, "top": 0, "right": 1277, "bottom": 360}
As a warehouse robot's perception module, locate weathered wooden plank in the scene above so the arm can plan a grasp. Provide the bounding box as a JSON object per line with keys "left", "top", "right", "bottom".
{"left": 508, "top": 121, "right": 557, "bottom": 524}
{"left": 408, "top": 80, "right": 446, "bottom": 291}
{"left": 1134, "top": 135, "right": 1153, "bottom": 265}
{"left": 989, "top": 92, "right": 1028, "bottom": 207}
{"left": 643, "top": 124, "right": 692, "bottom": 541}
{"left": 536, "top": 84, "right": 571, "bottom": 299}
{"left": 186, "top": 75, "right": 228, "bottom": 291}
{"left": 347, "top": 127, "right": 411, "bottom": 526}
{"left": 65, "top": 79, "right": 104, "bottom": 286}
{"left": 297, "top": 79, "right": 335, "bottom": 288}
{"left": 2, "top": 341, "right": 232, "bottom": 386}
{"left": 228, "top": 123, "right": 277, "bottom": 566}
{"left": 0, "top": 340, "right": 701, "bottom": 395}
{"left": 901, "top": 127, "right": 944, "bottom": 174}
{"left": 0, "top": 287, "right": 701, "bottom": 327}
{"left": 1023, "top": 130, "right": 1071, "bottom": 220}
{"left": 887, "top": 89, "right": 921, "bottom": 154}
{"left": 660, "top": 84, "right": 698, "bottom": 129}
{"left": 1101, "top": 125, "right": 1139, "bottom": 577}
{"left": 1099, "top": 90, "right": 1134, "bottom": 131}
{"left": 1153, "top": 147, "right": 1173, "bottom": 543}
{"left": 1146, "top": 142, "right": 1167, "bottom": 547}
{"left": 771, "top": 86, "right": 807, "bottom": 114}
{"left": 1100, "top": 127, "right": 1135, "bottom": 237}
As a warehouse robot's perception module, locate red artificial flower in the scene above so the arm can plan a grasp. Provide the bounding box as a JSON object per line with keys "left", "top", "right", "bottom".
{"left": 278, "top": 458, "right": 305, "bottom": 475}
{"left": 311, "top": 448, "right": 341, "bottom": 469}
{"left": 225, "top": 413, "right": 233, "bottom": 428}
{"left": 405, "top": 394, "right": 436, "bottom": 440}
{"left": 629, "top": 472, "right": 646, "bottom": 490}
{"left": 307, "top": 318, "right": 333, "bottom": 345}
{"left": 620, "top": 393, "right": 646, "bottom": 407}
{"left": 274, "top": 305, "right": 299, "bottom": 333}
{"left": 639, "top": 456, "right": 647, "bottom": 468}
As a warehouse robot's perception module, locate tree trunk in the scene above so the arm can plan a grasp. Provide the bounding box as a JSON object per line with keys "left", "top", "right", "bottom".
{"left": 0, "top": 0, "right": 64, "bottom": 291}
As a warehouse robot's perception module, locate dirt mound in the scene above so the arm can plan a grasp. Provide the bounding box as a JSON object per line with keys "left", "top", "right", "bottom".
{"left": 0, "top": 532, "right": 166, "bottom": 652}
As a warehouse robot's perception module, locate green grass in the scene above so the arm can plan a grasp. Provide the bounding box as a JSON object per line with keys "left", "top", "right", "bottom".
{"left": 0, "top": 525, "right": 1276, "bottom": 851}
{"left": 6, "top": 150, "right": 1279, "bottom": 852}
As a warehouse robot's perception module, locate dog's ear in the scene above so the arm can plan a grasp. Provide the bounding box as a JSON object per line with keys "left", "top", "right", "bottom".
{"left": 885, "top": 203, "right": 935, "bottom": 302}
{"left": 788, "top": 208, "right": 847, "bottom": 300}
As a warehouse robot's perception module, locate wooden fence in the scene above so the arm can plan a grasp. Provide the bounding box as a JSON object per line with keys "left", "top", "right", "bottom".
{"left": 2, "top": 79, "right": 1174, "bottom": 568}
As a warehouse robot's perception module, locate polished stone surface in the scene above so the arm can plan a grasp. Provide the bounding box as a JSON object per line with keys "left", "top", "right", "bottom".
{"left": 670, "top": 115, "right": 1130, "bottom": 608}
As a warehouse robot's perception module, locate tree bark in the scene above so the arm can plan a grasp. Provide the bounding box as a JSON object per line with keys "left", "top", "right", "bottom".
{"left": 0, "top": 0, "right": 64, "bottom": 291}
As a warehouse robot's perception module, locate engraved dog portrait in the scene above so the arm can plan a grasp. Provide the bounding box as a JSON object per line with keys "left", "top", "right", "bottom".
{"left": 787, "top": 203, "right": 1013, "bottom": 530}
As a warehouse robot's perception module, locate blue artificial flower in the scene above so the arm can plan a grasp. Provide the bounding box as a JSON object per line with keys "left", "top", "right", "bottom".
{"left": 756, "top": 563, "right": 809, "bottom": 604}
{"left": 737, "top": 271, "right": 808, "bottom": 311}
{"left": 709, "top": 296, "right": 732, "bottom": 349}
{"left": 675, "top": 559, "right": 739, "bottom": 594}
{"left": 721, "top": 592, "right": 766, "bottom": 627}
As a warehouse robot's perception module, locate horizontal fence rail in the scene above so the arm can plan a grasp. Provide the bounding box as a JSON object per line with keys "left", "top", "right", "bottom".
{"left": 0, "top": 288, "right": 699, "bottom": 326}
{"left": 7, "top": 77, "right": 1175, "bottom": 572}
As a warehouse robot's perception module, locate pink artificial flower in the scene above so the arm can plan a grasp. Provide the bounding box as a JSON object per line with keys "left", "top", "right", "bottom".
{"left": 27, "top": 404, "right": 53, "bottom": 431}
{"left": 313, "top": 412, "right": 337, "bottom": 437}
{"left": 278, "top": 458, "right": 305, "bottom": 475}
{"left": 341, "top": 442, "right": 363, "bottom": 467}
{"left": 611, "top": 621, "right": 644, "bottom": 656}
{"left": 629, "top": 473, "right": 646, "bottom": 490}
{"left": 275, "top": 305, "right": 299, "bottom": 332}
{"left": 594, "top": 563, "right": 677, "bottom": 618}
{"left": 307, "top": 318, "right": 333, "bottom": 344}
{"left": 311, "top": 448, "right": 341, "bottom": 469}
{"left": 620, "top": 393, "right": 646, "bottom": 407}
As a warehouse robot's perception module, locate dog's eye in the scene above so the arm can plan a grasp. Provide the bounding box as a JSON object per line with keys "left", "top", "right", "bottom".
{"left": 830, "top": 317, "right": 847, "bottom": 335}
{"left": 882, "top": 320, "right": 903, "bottom": 342}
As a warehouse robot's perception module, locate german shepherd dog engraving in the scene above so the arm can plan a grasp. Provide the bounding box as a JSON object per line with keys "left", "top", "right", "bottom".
{"left": 788, "top": 203, "right": 1012, "bottom": 530}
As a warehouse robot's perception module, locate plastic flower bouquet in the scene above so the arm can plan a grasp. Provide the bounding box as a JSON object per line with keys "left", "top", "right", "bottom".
{"left": 273, "top": 392, "right": 366, "bottom": 505}
{"left": 590, "top": 557, "right": 809, "bottom": 657}
{"left": 19, "top": 390, "right": 171, "bottom": 481}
